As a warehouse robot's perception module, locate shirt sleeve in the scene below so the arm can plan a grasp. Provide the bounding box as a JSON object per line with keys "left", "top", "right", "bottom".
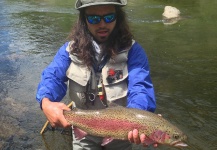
{"left": 127, "top": 42, "right": 156, "bottom": 112}
{"left": 36, "top": 42, "right": 71, "bottom": 107}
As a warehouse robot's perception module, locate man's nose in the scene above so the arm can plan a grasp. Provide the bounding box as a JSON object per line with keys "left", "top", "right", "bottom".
{"left": 98, "top": 19, "right": 106, "bottom": 27}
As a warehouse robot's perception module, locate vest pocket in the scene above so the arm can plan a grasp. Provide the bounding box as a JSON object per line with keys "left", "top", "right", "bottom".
{"left": 104, "top": 80, "right": 128, "bottom": 102}
{"left": 102, "top": 62, "right": 128, "bottom": 102}
{"left": 66, "top": 61, "right": 90, "bottom": 86}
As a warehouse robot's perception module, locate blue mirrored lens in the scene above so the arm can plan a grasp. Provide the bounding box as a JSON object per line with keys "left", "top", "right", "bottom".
{"left": 86, "top": 13, "right": 116, "bottom": 24}
{"left": 87, "top": 16, "right": 101, "bottom": 24}
{"left": 104, "top": 14, "right": 116, "bottom": 23}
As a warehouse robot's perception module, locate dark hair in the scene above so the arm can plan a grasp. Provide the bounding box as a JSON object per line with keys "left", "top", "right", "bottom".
{"left": 68, "top": 6, "right": 133, "bottom": 67}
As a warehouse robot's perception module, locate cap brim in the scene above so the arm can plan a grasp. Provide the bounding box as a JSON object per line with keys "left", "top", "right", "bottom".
{"left": 75, "top": 2, "right": 127, "bottom": 10}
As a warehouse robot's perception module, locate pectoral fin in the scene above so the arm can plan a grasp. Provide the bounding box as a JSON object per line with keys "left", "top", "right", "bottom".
{"left": 73, "top": 127, "right": 87, "bottom": 140}
{"left": 101, "top": 137, "right": 114, "bottom": 146}
{"left": 144, "top": 138, "right": 156, "bottom": 146}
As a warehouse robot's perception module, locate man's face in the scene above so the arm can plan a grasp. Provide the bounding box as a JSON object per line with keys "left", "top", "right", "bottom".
{"left": 85, "top": 5, "right": 116, "bottom": 43}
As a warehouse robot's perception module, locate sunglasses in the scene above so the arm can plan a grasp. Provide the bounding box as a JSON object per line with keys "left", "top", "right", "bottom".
{"left": 86, "top": 13, "right": 116, "bottom": 24}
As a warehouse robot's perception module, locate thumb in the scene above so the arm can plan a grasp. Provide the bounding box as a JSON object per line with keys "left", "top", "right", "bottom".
{"left": 58, "top": 103, "right": 71, "bottom": 111}
{"left": 62, "top": 104, "right": 71, "bottom": 111}
{"left": 63, "top": 106, "right": 71, "bottom": 111}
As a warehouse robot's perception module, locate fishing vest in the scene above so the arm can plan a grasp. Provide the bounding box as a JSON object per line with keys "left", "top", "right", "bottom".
{"left": 66, "top": 41, "right": 135, "bottom": 110}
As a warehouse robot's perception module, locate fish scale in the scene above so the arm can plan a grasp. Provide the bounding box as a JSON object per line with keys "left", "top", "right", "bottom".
{"left": 64, "top": 106, "right": 187, "bottom": 147}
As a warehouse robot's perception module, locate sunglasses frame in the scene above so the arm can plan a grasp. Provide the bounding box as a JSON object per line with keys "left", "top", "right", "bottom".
{"left": 86, "top": 13, "right": 116, "bottom": 24}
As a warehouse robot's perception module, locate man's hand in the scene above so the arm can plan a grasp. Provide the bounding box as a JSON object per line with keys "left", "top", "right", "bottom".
{"left": 128, "top": 129, "right": 158, "bottom": 147}
{"left": 41, "top": 98, "right": 71, "bottom": 128}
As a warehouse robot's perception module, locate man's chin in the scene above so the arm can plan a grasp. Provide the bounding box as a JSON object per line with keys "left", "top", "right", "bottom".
{"left": 95, "top": 37, "right": 108, "bottom": 43}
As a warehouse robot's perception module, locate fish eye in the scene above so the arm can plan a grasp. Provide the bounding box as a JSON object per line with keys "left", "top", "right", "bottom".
{"left": 173, "top": 134, "right": 180, "bottom": 139}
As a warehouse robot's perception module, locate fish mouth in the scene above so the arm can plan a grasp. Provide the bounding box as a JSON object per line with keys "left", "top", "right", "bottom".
{"left": 171, "top": 141, "right": 188, "bottom": 147}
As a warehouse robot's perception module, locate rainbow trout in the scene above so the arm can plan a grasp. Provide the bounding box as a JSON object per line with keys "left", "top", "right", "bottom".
{"left": 64, "top": 106, "right": 187, "bottom": 147}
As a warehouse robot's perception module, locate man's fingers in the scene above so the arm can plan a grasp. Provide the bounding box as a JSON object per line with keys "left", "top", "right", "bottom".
{"left": 133, "top": 129, "right": 140, "bottom": 144}
{"left": 128, "top": 131, "right": 134, "bottom": 143}
{"left": 60, "top": 118, "right": 71, "bottom": 128}
{"left": 49, "top": 121, "right": 56, "bottom": 128}
{"left": 140, "top": 134, "right": 146, "bottom": 144}
{"left": 128, "top": 129, "right": 158, "bottom": 148}
{"left": 59, "top": 111, "right": 71, "bottom": 128}
{"left": 153, "top": 143, "right": 158, "bottom": 147}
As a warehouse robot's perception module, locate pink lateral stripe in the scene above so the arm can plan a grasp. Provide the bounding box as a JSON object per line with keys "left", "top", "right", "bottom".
{"left": 74, "top": 117, "right": 145, "bottom": 131}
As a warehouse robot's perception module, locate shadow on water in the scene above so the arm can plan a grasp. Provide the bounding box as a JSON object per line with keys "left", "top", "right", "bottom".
{"left": 0, "top": 0, "right": 217, "bottom": 150}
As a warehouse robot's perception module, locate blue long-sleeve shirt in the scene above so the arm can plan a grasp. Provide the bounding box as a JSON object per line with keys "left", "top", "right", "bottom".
{"left": 36, "top": 42, "right": 156, "bottom": 112}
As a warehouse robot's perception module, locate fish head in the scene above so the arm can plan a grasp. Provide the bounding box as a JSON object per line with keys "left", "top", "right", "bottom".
{"left": 167, "top": 131, "right": 187, "bottom": 147}
{"left": 149, "top": 129, "right": 187, "bottom": 147}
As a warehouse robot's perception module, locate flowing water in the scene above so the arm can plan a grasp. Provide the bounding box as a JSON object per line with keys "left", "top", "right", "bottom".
{"left": 0, "top": 0, "right": 216, "bottom": 149}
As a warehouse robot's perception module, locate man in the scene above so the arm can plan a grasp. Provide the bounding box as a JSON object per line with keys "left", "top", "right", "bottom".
{"left": 36, "top": 0, "right": 156, "bottom": 149}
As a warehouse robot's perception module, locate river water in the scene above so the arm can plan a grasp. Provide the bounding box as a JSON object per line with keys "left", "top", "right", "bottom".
{"left": 0, "top": 0, "right": 216, "bottom": 150}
